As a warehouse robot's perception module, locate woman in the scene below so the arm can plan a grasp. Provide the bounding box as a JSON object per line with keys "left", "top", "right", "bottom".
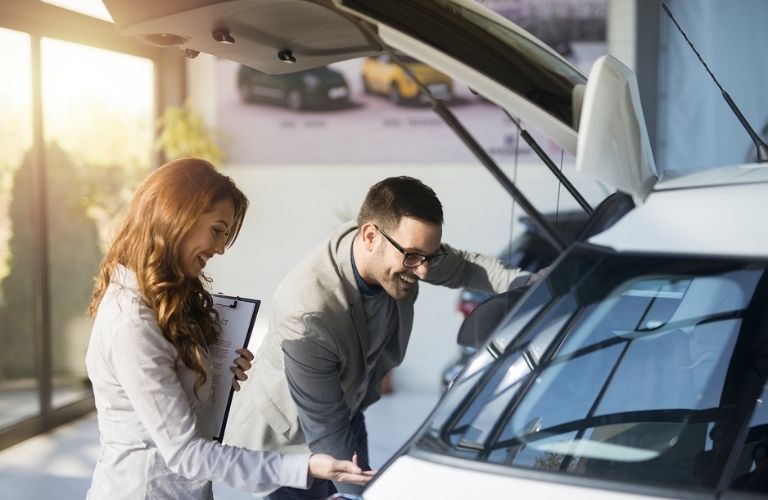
{"left": 85, "top": 158, "right": 370, "bottom": 499}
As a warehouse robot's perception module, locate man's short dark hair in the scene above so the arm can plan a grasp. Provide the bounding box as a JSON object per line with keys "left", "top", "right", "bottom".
{"left": 357, "top": 176, "right": 444, "bottom": 230}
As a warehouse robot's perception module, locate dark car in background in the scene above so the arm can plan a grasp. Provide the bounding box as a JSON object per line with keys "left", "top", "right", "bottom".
{"left": 237, "top": 65, "right": 350, "bottom": 111}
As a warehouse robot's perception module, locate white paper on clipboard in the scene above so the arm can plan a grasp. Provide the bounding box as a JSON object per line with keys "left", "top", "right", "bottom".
{"left": 197, "top": 294, "right": 260, "bottom": 442}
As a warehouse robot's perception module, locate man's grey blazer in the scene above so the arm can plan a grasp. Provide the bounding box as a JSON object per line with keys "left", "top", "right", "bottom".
{"left": 224, "top": 221, "right": 529, "bottom": 456}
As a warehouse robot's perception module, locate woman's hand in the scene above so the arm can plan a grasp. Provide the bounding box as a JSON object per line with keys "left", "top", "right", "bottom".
{"left": 230, "top": 348, "right": 254, "bottom": 391}
{"left": 308, "top": 454, "right": 376, "bottom": 486}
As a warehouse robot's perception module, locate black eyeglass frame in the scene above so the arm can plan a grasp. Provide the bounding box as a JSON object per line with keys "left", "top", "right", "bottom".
{"left": 374, "top": 224, "right": 447, "bottom": 268}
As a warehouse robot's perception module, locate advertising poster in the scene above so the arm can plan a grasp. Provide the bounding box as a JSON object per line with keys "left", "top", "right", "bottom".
{"left": 216, "top": 0, "right": 607, "bottom": 164}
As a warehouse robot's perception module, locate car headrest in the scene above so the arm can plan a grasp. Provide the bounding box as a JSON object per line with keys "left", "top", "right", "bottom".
{"left": 576, "top": 191, "right": 635, "bottom": 241}
{"left": 457, "top": 287, "right": 528, "bottom": 349}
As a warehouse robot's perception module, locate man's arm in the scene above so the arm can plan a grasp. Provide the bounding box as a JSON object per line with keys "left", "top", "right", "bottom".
{"left": 426, "top": 243, "right": 532, "bottom": 292}
{"left": 282, "top": 335, "right": 368, "bottom": 494}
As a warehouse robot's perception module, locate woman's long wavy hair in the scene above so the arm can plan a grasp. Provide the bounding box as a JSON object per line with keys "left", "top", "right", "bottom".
{"left": 88, "top": 158, "right": 248, "bottom": 396}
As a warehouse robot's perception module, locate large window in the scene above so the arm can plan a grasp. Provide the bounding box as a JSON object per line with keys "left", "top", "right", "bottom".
{"left": 0, "top": 27, "right": 36, "bottom": 430}
{"left": 0, "top": 1, "right": 177, "bottom": 450}
{"left": 41, "top": 38, "right": 155, "bottom": 409}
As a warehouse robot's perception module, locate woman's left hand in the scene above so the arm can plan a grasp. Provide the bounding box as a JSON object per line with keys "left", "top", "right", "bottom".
{"left": 230, "top": 347, "right": 254, "bottom": 391}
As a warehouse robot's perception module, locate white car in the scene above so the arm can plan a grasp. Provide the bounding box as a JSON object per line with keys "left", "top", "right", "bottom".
{"left": 102, "top": 1, "right": 768, "bottom": 498}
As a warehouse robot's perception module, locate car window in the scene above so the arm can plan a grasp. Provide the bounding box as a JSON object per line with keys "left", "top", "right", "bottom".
{"left": 728, "top": 384, "right": 768, "bottom": 494}
{"left": 491, "top": 280, "right": 554, "bottom": 351}
{"left": 429, "top": 348, "right": 497, "bottom": 432}
{"left": 419, "top": 245, "right": 768, "bottom": 493}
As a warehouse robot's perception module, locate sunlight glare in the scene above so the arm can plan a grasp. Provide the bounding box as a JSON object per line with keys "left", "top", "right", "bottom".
{"left": 41, "top": 37, "right": 155, "bottom": 168}
{"left": 0, "top": 27, "right": 32, "bottom": 169}
{"left": 42, "top": 0, "right": 113, "bottom": 22}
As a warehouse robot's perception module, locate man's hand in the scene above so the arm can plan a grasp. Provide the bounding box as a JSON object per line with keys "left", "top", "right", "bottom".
{"left": 230, "top": 347, "right": 254, "bottom": 391}
{"left": 309, "top": 454, "right": 376, "bottom": 486}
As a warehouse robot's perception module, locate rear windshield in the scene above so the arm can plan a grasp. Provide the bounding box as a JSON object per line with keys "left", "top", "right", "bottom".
{"left": 420, "top": 245, "right": 768, "bottom": 494}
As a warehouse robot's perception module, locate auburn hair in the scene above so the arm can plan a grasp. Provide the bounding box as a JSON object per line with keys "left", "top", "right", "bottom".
{"left": 89, "top": 158, "right": 248, "bottom": 396}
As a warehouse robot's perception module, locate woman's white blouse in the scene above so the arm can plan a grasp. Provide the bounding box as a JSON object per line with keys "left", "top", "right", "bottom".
{"left": 85, "top": 265, "right": 310, "bottom": 499}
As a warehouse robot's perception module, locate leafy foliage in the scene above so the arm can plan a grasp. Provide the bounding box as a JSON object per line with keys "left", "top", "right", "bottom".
{"left": 0, "top": 144, "right": 101, "bottom": 378}
{"left": 155, "top": 100, "right": 224, "bottom": 165}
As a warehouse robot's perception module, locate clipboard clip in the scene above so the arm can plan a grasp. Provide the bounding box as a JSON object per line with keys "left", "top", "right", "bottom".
{"left": 215, "top": 294, "right": 239, "bottom": 308}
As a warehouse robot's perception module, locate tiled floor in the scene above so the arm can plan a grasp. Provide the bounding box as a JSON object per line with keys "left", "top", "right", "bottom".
{"left": 0, "top": 389, "right": 441, "bottom": 500}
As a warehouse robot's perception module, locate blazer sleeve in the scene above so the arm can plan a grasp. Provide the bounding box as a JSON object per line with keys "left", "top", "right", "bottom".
{"left": 110, "top": 315, "right": 311, "bottom": 494}
{"left": 425, "top": 242, "right": 531, "bottom": 292}
{"left": 281, "top": 315, "right": 367, "bottom": 495}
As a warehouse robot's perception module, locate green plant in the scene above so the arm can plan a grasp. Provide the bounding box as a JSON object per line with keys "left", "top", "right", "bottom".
{"left": 155, "top": 100, "right": 224, "bottom": 164}
{"left": 0, "top": 144, "right": 102, "bottom": 378}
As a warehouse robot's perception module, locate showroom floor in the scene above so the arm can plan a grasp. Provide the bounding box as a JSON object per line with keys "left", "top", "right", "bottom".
{"left": 0, "top": 388, "right": 441, "bottom": 500}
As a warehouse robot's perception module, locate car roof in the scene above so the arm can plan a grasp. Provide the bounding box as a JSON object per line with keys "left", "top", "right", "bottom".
{"left": 588, "top": 163, "right": 768, "bottom": 258}
{"left": 655, "top": 162, "right": 768, "bottom": 190}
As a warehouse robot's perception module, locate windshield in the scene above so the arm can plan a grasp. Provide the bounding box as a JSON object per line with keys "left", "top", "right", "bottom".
{"left": 419, "top": 245, "right": 768, "bottom": 494}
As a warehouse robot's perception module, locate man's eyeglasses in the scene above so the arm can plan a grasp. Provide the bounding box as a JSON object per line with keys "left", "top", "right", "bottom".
{"left": 374, "top": 224, "right": 447, "bottom": 268}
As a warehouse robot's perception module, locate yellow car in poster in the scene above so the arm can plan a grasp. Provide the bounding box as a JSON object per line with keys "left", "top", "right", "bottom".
{"left": 361, "top": 53, "right": 453, "bottom": 105}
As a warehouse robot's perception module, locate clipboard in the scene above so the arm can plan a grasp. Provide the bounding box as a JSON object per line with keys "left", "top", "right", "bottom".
{"left": 197, "top": 293, "right": 260, "bottom": 442}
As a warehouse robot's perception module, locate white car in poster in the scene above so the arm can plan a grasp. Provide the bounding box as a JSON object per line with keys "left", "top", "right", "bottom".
{"left": 101, "top": 0, "right": 768, "bottom": 499}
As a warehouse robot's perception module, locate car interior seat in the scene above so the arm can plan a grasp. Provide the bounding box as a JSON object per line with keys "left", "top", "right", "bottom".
{"left": 576, "top": 191, "right": 635, "bottom": 241}
{"left": 457, "top": 286, "right": 528, "bottom": 349}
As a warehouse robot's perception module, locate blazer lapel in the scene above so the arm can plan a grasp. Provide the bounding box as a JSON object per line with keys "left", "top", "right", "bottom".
{"left": 335, "top": 226, "right": 370, "bottom": 355}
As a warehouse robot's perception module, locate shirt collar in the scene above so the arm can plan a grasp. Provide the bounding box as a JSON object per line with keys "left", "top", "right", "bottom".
{"left": 113, "top": 263, "right": 139, "bottom": 290}
{"left": 350, "top": 243, "right": 382, "bottom": 297}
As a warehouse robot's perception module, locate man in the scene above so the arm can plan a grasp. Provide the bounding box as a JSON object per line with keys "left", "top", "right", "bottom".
{"left": 225, "top": 176, "right": 536, "bottom": 498}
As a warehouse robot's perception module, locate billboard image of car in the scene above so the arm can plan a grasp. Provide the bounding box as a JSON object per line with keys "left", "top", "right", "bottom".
{"left": 237, "top": 65, "right": 350, "bottom": 111}
{"left": 361, "top": 53, "right": 453, "bottom": 105}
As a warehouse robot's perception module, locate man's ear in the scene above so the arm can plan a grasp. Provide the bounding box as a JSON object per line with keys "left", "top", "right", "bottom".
{"left": 359, "top": 222, "right": 378, "bottom": 251}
